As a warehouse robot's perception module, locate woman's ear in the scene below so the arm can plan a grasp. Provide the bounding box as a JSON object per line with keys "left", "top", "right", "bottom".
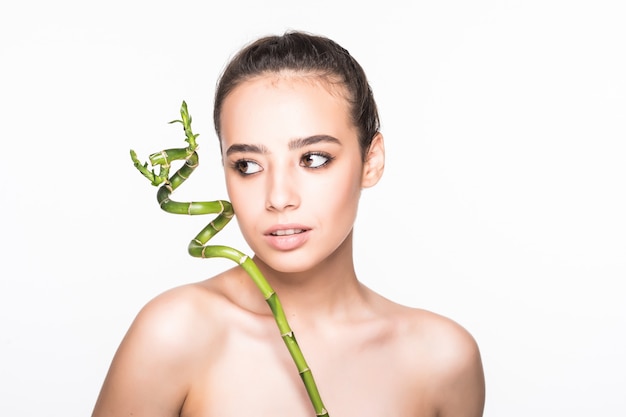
{"left": 361, "top": 132, "right": 385, "bottom": 188}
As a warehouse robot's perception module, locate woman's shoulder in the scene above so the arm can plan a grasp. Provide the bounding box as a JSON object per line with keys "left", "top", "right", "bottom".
{"left": 370, "top": 296, "right": 481, "bottom": 377}
{"left": 405, "top": 305, "right": 477, "bottom": 345}
{"left": 391, "top": 303, "right": 481, "bottom": 364}
{"left": 391, "top": 303, "right": 484, "bottom": 400}
{"left": 369, "top": 291, "right": 476, "bottom": 348}
{"left": 91, "top": 272, "right": 244, "bottom": 415}
{"left": 384, "top": 302, "right": 485, "bottom": 413}
{"left": 124, "top": 269, "right": 244, "bottom": 351}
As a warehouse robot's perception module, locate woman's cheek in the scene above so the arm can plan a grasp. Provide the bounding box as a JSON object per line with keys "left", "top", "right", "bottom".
{"left": 229, "top": 182, "right": 263, "bottom": 225}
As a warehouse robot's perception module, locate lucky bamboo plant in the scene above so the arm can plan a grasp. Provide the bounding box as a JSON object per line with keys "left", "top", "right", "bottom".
{"left": 130, "top": 101, "right": 329, "bottom": 417}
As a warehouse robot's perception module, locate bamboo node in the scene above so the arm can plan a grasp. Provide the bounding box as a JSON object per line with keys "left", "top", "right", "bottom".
{"left": 160, "top": 150, "right": 170, "bottom": 167}
{"left": 185, "top": 157, "right": 198, "bottom": 168}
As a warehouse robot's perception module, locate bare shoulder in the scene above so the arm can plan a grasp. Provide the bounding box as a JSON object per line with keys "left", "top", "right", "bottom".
{"left": 132, "top": 277, "right": 230, "bottom": 339}
{"left": 385, "top": 302, "right": 486, "bottom": 417}
{"left": 92, "top": 271, "right": 238, "bottom": 417}
{"left": 402, "top": 306, "right": 481, "bottom": 368}
{"left": 117, "top": 267, "right": 261, "bottom": 365}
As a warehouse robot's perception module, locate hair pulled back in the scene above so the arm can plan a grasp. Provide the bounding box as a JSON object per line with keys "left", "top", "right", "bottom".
{"left": 213, "top": 31, "right": 380, "bottom": 159}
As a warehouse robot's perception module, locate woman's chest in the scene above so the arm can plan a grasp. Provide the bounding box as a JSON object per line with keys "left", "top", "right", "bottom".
{"left": 181, "top": 329, "right": 433, "bottom": 417}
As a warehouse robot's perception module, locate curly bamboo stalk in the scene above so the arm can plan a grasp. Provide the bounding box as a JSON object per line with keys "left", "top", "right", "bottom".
{"left": 130, "top": 101, "right": 329, "bottom": 417}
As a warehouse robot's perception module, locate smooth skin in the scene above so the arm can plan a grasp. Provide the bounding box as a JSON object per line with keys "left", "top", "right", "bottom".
{"left": 92, "top": 73, "right": 485, "bottom": 417}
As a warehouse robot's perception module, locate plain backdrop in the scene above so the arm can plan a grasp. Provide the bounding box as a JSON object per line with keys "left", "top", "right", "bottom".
{"left": 1, "top": 1, "right": 624, "bottom": 416}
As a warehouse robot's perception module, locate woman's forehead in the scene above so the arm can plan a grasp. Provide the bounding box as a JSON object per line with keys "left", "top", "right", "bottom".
{"left": 219, "top": 75, "right": 358, "bottom": 150}
{"left": 223, "top": 75, "right": 351, "bottom": 123}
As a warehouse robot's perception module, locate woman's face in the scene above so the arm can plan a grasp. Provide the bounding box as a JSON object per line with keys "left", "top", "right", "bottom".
{"left": 219, "top": 74, "right": 378, "bottom": 273}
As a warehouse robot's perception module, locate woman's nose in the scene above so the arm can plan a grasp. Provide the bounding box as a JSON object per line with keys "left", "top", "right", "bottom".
{"left": 265, "top": 167, "right": 300, "bottom": 211}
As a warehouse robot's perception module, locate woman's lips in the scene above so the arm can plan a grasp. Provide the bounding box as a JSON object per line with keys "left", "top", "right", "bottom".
{"left": 264, "top": 226, "right": 310, "bottom": 251}
{"left": 270, "top": 228, "right": 305, "bottom": 236}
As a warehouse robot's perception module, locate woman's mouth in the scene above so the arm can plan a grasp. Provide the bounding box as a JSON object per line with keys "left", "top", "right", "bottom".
{"left": 265, "top": 226, "right": 311, "bottom": 251}
{"left": 270, "top": 228, "right": 305, "bottom": 236}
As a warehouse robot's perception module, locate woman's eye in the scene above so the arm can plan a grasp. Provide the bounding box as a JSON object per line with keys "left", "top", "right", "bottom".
{"left": 233, "top": 159, "right": 262, "bottom": 175}
{"left": 301, "top": 152, "right": 332, "bottom": 168}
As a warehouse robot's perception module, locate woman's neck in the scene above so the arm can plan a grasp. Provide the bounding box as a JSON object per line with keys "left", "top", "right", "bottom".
{"left": 251, "top": 235, "right": 366, "bottom": 323}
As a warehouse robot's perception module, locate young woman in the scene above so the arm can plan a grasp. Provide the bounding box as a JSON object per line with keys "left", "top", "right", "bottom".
{"left": 92, "top": 31, "right": 485, "bottom": 417}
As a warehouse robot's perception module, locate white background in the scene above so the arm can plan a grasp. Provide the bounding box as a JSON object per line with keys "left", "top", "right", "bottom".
{"left": 1, "top": 1, "right": 624, "bottom": 416}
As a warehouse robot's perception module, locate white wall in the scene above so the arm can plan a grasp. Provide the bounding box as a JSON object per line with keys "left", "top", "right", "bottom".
{"left": 1, "top": 1, "right": 624, "bottom": 416}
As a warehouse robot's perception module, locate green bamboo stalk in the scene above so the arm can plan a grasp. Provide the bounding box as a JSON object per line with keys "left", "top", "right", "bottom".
{"left": 130, "top": 101, "right": 329, "bottom": 417}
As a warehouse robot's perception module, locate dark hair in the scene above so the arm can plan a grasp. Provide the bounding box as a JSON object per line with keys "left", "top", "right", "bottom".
{"left": 213, "top": 31, "right": 380, "bottom": 160}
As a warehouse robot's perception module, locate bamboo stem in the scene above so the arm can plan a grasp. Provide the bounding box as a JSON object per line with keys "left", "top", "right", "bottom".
{"left": 130, "top": 101, "right": 329, "bottom": 417}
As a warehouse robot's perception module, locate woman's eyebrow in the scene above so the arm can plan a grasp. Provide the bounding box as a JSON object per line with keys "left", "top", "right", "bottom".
{"left": 226, "top": 135, "right": 341, "bottom": 156}
{"left": 225, "top": 143, "right": 268, "bottom": 156}
{"left": 289, "top": 135, "right": 341, "bottom": 150}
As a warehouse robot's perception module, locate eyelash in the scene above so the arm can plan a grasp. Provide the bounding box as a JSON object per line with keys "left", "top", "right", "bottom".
{"left": 230, "top": 152, "right": 335, "bottom": 176}
{"left": 301, "top": 152, "right": 334, "bottom": 169}
{"left": 230, "top": 159, "right": 261, "bottom": 176}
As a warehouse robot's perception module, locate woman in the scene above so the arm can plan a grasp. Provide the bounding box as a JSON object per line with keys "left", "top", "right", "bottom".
{"left": 92, "top": 31, "right": 485, "bottom": 417}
